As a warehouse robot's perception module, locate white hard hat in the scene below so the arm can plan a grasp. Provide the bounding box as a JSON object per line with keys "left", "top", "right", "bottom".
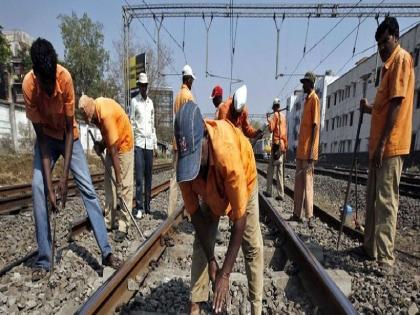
{"left": 182, "top": 64, "right": 195, "bottom": 80}
{"left": 137, "top": 72, "right": 148, "bottom": 84}
{"left": 233, "top": 85, "right": 247, "bottom": 112}
{"left": 273, "top": 97, "right": 280, "bottom": 106}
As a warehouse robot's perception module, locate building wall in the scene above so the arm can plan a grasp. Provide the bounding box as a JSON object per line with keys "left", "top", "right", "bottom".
{"left": 323, "top": 23, "right": 420, "bottom": 156}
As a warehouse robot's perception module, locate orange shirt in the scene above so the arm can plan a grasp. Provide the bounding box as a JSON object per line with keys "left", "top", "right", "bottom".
{"left": 173, "top": 84, "right": 195, "bottom": 150}
{"left": 296, "top": 90, "right": 320, "bottom": 160}
{"left": 217, "top": 97, "right": 257, "bottom": 138}
{"left": 179, "top": 119, "right": 257, "bottom": 221}
{"left": 94, "top": 97, "right": 134, "bottom": 153}
{"left": 369, "top": 45, "right": 415, "bottom": 159}
{"left": 23, "top": 64, "right": 79, "bottom": 140}
{"left": 268, "top": 112, "right": 288, "bottom": 152}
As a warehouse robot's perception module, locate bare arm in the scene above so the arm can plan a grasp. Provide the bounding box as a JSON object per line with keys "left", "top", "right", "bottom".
{"left": 108, "top": 144, "right": 122, "bottom": 184}
{"left": 59, "top": 115, "right": 74, "bottom": 207}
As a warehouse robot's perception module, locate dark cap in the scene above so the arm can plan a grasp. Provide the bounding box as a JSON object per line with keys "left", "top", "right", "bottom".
{"left": 300, "top": 71, "right": 316, "bottom": 84}
{"left": 174, "top": 101, "right": 204, "bottom": 182}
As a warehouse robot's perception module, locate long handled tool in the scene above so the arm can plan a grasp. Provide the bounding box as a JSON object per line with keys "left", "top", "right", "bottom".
{"left": 49, "top": 196, "right": 61, "bottom": 279}
{"left": 88, "top": 130, "right": 145, "bottom": 241}
{"left": 337, "top": 109, "right": 364, "bottom": 250}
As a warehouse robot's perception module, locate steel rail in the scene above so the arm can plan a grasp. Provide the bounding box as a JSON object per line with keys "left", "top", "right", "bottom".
{"left": 76, "top": 206, "right": 184, "bottom": 315}
{"left": 69, "top": 180, "right": 170, "bottom": 239}
{"left": 0, "top": 163, "right": 172, "bottom": 215}
{"left": 259, "top": 193, "right": 357, "bottom": 314}
{"left": 256, "top": 159, "right": 420, "bottom": 198}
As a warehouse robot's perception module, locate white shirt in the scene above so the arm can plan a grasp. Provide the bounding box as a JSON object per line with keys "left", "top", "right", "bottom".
{"left": 130, "top": 94, "right": 157, "bottom": 150}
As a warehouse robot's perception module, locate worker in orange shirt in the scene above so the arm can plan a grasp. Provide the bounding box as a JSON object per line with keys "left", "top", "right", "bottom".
{"left": 79, "top": 95, "right": 134, "bottom": 243}
{"left": 289, "top": 72, "right": 320, "bottom": 229}
{"left": 217, "top": 85, "right": 263, "bottom": 139}
{"left": 263, "top": 98, "right": 287, "bottom": 201}
{"left": 23, "top": 38, "right": 120, "bottom": 281}
{"left": 175, "top": 102, "right": 263, "bottom": 315}
{"left": 353, "top": 17, "right": 415, "bottom": 276}
{"left": 168, "top": 64, "right": 196, "bottom": 216}
{"left": 210, "top": 85, "right": 224, "bottom": 118}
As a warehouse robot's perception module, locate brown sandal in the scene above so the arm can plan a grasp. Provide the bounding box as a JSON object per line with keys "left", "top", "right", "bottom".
{"left": 32, "top": 267, "right": 48, "bottom": 282}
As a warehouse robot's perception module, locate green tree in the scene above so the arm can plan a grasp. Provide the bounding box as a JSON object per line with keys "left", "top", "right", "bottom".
{"left": 58, "top": 12, "right": 110, "bottom": 98}
{"left": 0, "top": 25, "right": 12, "bottom": 66}
{"left": 16, "top": 43, "right": 32, "bottom": 75}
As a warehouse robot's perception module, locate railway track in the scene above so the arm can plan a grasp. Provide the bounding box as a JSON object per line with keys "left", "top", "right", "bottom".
{"left": 257, "top": 159, "right": 420, "bottom": 199}
{"left": 78, "top": 190, "right": 356, "bottom": 314}
{"left": 0, "top": 162, "right": 172, "bottom": 215}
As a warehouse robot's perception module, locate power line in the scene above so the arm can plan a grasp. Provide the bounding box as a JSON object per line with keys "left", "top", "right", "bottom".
{"left": 278, "top": 0, "right": 364, "bottom": 98}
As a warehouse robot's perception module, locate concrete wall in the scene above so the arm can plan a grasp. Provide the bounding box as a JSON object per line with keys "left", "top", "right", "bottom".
{"left": 0, "top": 100, "right": 99, "bottom": 153}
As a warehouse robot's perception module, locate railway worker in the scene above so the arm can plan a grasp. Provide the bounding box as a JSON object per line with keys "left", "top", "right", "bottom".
{"left": 79, "top": 95, "right": 134, "bottom": 243}
{"left": 210, "top": 84, "right": 224, "bottom": 118}
{"left": 130, "top": 72, "right": 158, "bottom": 219}
{"left": 355, "top": 17, "right": 415, "bottom": 276}
{"left": 217, "top": 85, "right": 264, "bottom": 139}
{"left": 168, "top": 64, "right": 196, "bottom": 216}
{"left": 175, "top": 102, "right": 264, "bottom": 315}
{"left": 288, "top": 71, "right": 320, "bottom": 229}
{"left": 23, "top": 38, "right": 121, "bottom": 281}
{"left": 263, "top": 98, "right": 288, "bottom": 201}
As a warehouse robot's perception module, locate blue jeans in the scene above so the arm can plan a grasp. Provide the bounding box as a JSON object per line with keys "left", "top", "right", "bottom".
{"left": 135, "top": 147, "right": 153, "bottom": 212}
{"left": 32, "top": 137, "right": 112, "bottom": 270}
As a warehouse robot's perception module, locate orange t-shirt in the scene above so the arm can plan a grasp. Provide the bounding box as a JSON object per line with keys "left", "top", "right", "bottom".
{"left": 95, "top": 97, "right": 134, "bottom": 153}
{"left": 179, "top": 119, "right": 257, "bottom": 221}
{"left": 173, "top": 84, "right": 195, "bottom": 150}
{"left": 296, "top": 90, "right": 320, "bottom": 160}
{"left": 268, "top": 112, "right": 288, "bottom": 152}
{"left": 217, "top": 97, "right": 257, "bottom": 138}
{"left": 369, "top": 45, "right": 415, "bottom": 160}
{"left": 23, "top": 64, "right": 79, "bottom": 140}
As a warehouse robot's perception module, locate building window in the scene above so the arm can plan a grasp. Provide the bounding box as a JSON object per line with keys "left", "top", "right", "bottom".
{"left": 326, "top": 120, "right": 329, "bottom": 131}
{"left": 327, "top": 96, "right": 331, "bottom": 109}
{"left": 350, "top": 111, "right": 354, "bottom": 126}
{"left": 415, "top": 47, "right": 420, "bottom": 67}
{"left": 334, "top": 92, "right": 337, "bottom": 105}
{"left": 332, "top": 118, "right": 335, "bottom": 130}
{"left": 417, "top": 90, "right": 420, "bottom": 109}
{"left": 362, "top": 79, "right": 368, "bottom": 97}
{"left": 352, "top": 82, "right": 357, "bottom": 98}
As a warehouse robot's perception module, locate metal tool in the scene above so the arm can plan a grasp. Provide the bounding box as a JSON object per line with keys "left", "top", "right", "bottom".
{"left": 88, "top": 130, "right": 145, "bottom": 240}
{"left": 49, "top": 197, "right": 60, "bottom": 279}
{"left": 337, "top": 108, "right": 364, "bottom": 250}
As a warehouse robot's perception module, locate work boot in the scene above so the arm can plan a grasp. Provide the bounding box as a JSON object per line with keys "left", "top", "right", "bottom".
{"left": 189, "top": 302, "right": 200, "bottom": 315}
{"left": 375, "top": 262, "right": 394, "bottom": 277}
{"left": 134, "top": 208, "right": 143, "bottom": 219}
{"left": 350, "top": 246, "right": 375, "bottom": 261}
{"left": 307, "top": 217, "right": 315, "bottom": 229}
{"left": 114, "top": 231, "right": 127, "bottom": 243}
{"left": 32, "top": 267, "right": 48, "bottom": 282}
{"left": 287, "top": 214, "right": 303, "bottom": 223}
{"left": 263, "top": 191, "right": 272, "bottom": 198}
{"left": 103, "top": 253, "right": 122, "bottom": 269}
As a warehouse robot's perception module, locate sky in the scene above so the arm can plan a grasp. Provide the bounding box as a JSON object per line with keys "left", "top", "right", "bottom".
{"left": 1, "top": 0, "right": 419, "bottom": 115}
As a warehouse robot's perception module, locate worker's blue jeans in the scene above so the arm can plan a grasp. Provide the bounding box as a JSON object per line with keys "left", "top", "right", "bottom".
{"left": 32, "top": 137, "right": 112, "bottom": 270}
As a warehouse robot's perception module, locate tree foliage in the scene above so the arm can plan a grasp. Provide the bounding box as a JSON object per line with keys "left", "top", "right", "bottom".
{"left": 58, "top": 12, "right": 113, "bottom": 98}
{"left": 0, "top": 25, "right": 12, "bottom": 67}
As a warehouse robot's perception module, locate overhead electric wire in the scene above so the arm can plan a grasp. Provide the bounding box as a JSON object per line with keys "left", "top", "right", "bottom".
{"left": 278, "top": 0, "right": 363, "bottom": 98}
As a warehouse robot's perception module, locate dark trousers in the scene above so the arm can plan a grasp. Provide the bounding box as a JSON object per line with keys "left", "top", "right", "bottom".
{"left": 135, "top": 146, "right": 153, "bottom": 212}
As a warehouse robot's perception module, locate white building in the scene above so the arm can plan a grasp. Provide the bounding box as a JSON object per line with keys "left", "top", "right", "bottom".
{"left": 286, "top": 71, "right": 338, "bottom": 155}
{"left": 322, "top": 22, "right": 420, "bottom": 157}
{"left": 4, "top": 30, "right": 33, "bottom": 56}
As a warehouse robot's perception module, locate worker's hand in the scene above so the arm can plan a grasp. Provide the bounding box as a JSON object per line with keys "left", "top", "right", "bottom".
{"left": 213, "top": 270, "right": 230, "bottom": 314}
{"left": 208, "top": 257, "right": 219, "bottom": 286}
{"left": 360, "top": 98, "right": 369, "bottom": 113}
{"left": 116, "top": 182, "right": 124, "bottom": 203}
{"left": 57, "top": 177, "right": 68, "bottom": 208}
{"left": 374, "top": 142, "right": 385, "bottom": 168}
{"left": 48, "top": 190, "right": 58, "bottom": 213}
{"left": 266, "top": 112, "right": 270, "bottom": 119}
{"left": 154, "top": 150, "right": 158, "bottom": 158}
{"left": 93, "top": 141, "right": 105, "bottom": 156}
